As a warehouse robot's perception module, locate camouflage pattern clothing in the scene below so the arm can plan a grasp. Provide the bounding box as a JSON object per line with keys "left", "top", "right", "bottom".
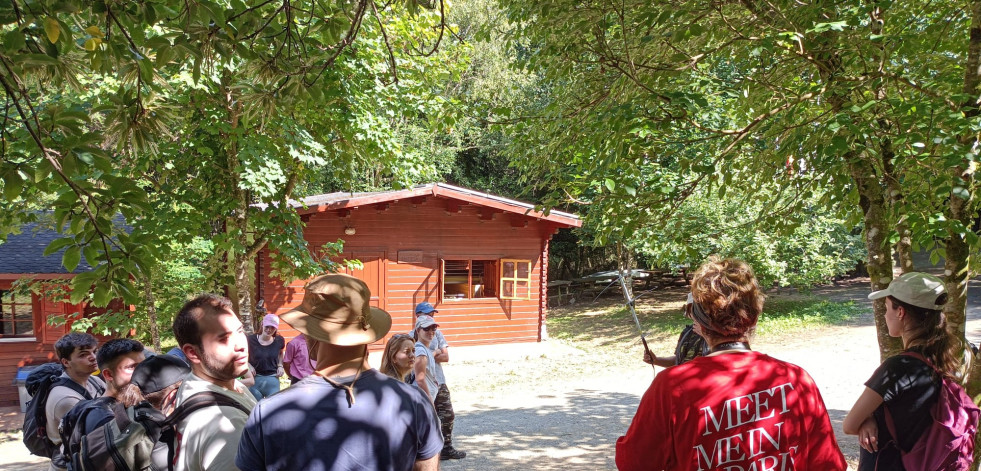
{"left": 673, "top": 324, "right": 709, "bottom": 365}
{"left": 435, "top": 384, "right": 455, "bottom": 446}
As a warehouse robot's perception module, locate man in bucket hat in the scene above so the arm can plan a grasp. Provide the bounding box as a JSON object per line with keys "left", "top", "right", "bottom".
{"left": 414, "top": 301, "right": 466, "bottom": 460}
{"left": 236, "top": 273, "right": 443, "bottom": 471}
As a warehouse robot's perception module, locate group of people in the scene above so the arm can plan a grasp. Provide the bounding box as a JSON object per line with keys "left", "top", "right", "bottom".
{"left": 32, "top": 273, "right": 464, "bottom": 471}
{"left": 617, "top": 257, "right": 975, "bottom": 471}
{"left": 31, "top": 259, "right": 975, "bottom": 471}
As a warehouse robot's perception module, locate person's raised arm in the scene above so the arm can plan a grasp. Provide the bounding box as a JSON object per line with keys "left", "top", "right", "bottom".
{"left": 642, "top": 350, "right": 677, "bottom": 368}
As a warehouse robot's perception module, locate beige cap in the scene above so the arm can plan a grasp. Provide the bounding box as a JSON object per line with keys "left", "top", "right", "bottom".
{"left": 280, "top": 273, "right": 392, "bottom": 346}
{"left": 868, "top": 272, "right": 946, "bottom": 310}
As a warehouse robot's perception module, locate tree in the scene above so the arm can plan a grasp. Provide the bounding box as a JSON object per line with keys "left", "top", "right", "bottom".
{"left": 497, "top": 0, "right": 980, "bottom": 352}
{"left": 1, "top": 1, "right": 460, "bottom": 332}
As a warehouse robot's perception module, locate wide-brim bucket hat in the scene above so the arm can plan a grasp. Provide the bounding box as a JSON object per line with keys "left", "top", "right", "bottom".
{"left": 280, "top": 273, "right": 392, "bottom": 346}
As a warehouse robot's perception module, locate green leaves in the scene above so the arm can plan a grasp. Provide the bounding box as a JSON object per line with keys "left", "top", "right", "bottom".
{"left": 62, "top": 246, "right": 82, "bottom": 272}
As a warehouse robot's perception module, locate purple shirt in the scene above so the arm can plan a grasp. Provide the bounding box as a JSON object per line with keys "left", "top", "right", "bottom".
{"left": 283, "top": 334, "right": 314, "bottom": 379}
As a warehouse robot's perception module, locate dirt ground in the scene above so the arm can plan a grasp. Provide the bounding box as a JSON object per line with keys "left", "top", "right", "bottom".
{"left": 3, "top": 273, "right": 978, "bottom": 471}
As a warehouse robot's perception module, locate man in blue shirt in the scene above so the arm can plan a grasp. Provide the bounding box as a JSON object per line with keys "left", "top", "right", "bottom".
{"left": 237, "top": 274, "right": 443, "bottom": 471}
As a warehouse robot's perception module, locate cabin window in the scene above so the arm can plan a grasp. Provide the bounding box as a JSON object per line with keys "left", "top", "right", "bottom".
{"left": 441, "top": 259, "right": 499, "bottom": 300}
{"left": 0, "top": 290, "right": 34, "bottom": 338}
{"left": 500, "top": 259, "right": 533, "bottom": 300}
{"left": 440, "top": 258, "right": 533, "bottom": 301}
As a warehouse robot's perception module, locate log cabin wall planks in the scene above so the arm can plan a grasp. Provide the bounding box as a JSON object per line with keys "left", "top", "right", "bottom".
{"left": 258, "top": 194, "right": 568, "bottom": 350}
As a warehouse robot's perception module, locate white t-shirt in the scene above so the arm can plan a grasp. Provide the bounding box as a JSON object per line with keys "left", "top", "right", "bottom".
{"left": 173, "top": 373, "right": 257, "bottom": 471}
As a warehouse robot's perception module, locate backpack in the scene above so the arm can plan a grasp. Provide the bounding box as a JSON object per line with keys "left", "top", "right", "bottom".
{"left": 59, "top": 396, "right": 117, "bottom": 469}
{"left": 883, "top": 352, "right": 980, "bottom": 471}
{"left": 72, "top": 391, "right": 251, "bottom": 471}
{"left": 22, "top": 363, "right": 104, "bottom": 459}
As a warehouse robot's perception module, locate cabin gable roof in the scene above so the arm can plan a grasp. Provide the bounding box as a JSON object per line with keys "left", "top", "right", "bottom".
{"left": 282, "top": 183, "right": 581, "bottom": 228}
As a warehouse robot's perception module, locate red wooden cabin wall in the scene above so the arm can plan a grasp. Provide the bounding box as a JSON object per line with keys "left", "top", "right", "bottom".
{"left": 258, "top": 197, "right": 553, "bottom": 349}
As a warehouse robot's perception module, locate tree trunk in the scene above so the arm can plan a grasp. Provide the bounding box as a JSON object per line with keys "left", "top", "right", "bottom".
{"left": 848, "top": 156, "right": 904, "bottom": 361}
{"left": 882, "top": 143, "right": 913, "bottom": 275}
{"left": 142, "top": 274, "right": 161, "bottom": 352}
{"left": 955, "top": 0, "right": 981, "bottom": 339}
{"left": 219, "top": 73, "right": 258, "bottom": 333}
{"left": 944, "top": 215, "right": 971, "bottom": 338}
{"left": 959, "top": 2, "right": 981, "bottom": 467}
{"left": 233, "top": 252, "right": 256, "bottom": 335}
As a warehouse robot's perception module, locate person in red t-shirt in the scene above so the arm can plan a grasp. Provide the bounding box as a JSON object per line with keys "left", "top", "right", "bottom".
{"left": 615, "top": 257, "right": 846, "bottom": 471}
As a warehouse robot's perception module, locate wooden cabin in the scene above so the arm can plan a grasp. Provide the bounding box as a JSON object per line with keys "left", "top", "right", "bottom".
{"left": 0, "top": 222, "right": 98, "bottom": 407}
{"left": 257, "top": 183, "right": 581, "bottom": 348}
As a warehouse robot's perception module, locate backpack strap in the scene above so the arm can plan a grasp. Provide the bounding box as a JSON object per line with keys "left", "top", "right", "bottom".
{"left": 55, "top": 377, "right": 96, "bottom": 401}
{"left": 160, "top": 392, "right": 251, "bottom": 471}
{"left": 163, "top": 391, "right": 251, "bottom": 427}
{"left": 86, "top": 376, "right": 105, "bottom": 397}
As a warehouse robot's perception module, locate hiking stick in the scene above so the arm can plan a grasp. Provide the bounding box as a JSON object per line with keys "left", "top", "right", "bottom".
{"left": 618, "top": 272, "right": 656, "bottom": 372}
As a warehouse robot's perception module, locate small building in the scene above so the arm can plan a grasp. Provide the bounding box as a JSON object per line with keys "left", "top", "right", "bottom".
{"left": 0, "top": 222, "right": 97, "bottom": 407}
{"left": 257, "top": 183, "right": 581, "bottom": 348}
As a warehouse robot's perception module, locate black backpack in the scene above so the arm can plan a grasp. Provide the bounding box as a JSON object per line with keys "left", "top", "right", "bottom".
{"left": 22, "top": 363, "right": 104, "bottom": 459}
{"left": 59, "top": 396, "right": 117, "bottom": 469}
{"left": 73, "top": 391, "right": 251, "bottom": 471}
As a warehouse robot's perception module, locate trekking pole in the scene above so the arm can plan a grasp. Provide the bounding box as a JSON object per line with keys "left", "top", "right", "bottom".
{"left": 619, "top": 271, "right": 656, "bottom": 372}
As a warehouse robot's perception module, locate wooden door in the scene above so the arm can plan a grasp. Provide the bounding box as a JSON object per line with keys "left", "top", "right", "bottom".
{"left": 38, "top": 297, "right": 68, "bottom": 344}
{"left": 342, "top": 251, "right": 386, "bottom": 310}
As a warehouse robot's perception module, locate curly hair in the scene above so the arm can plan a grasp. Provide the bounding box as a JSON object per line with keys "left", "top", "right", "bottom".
{"left": 690, "top": 256, "right": 765, "bottom": 340}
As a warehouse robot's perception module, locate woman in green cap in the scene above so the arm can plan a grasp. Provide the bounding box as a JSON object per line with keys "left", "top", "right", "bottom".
{"left": 844, "top": 272, "right": 963, "bottom": 470}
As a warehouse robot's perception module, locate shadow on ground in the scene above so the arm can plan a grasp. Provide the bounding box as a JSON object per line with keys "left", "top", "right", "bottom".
{"left": 441, "top": 389, "right": 638, "bottom": 471}
{"left": 442, "top": 388, "right": 862, "bottom": 471}
{"left": 828, "top": 409, "right": 861, "bottom": 469}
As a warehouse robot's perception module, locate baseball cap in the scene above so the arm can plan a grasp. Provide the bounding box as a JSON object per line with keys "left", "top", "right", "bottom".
{"left": 868, "top": 272, "right": 946, "bottom": 310}
{"left": 413, "top": 315, "right": 439, "bottom": 338}
{"left": 131, "top": 354, "right": 190, "bottom": 394}
{"left": 415, "top": 302, "right": 438, "bottom": 316}
{"left": 261, "top": 313, "right": 280, "bottom": 330}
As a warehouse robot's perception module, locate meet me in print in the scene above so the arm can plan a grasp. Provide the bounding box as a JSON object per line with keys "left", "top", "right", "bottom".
{"left": 695, "top": 382, "right": 797, "bottom": 471}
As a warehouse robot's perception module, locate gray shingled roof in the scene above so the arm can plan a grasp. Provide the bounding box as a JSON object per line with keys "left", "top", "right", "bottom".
{"left": 0, "top": 222, "right": 94, "bottom": 274}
